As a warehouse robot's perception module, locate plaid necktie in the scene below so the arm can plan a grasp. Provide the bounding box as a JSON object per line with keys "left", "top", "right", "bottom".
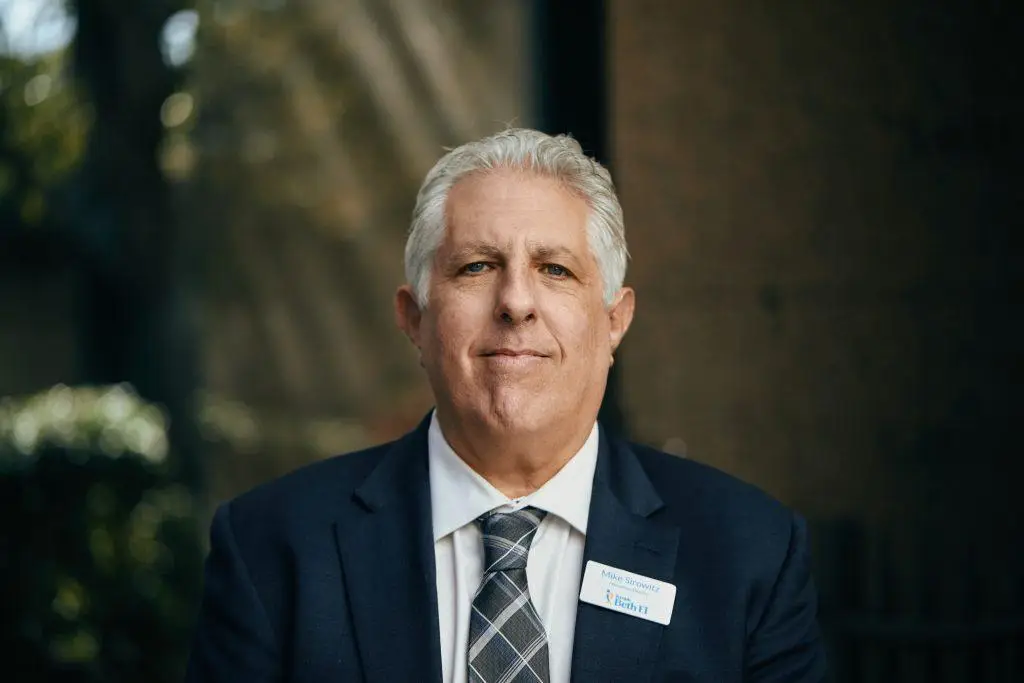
{"left": 468, "top": 506, "right": 550, "bottom": 683}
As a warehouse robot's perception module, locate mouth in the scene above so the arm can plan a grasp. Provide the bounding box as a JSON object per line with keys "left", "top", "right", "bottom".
{"left": 482, "top": 349, "right": 548, "bottom": 358}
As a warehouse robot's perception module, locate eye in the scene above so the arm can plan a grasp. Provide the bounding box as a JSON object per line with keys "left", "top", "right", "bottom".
{"left": 461, "top": 262, "right": 491, "bottom": 275}
{"left": 542, "top": 263, "right": 571, "bottom": 278}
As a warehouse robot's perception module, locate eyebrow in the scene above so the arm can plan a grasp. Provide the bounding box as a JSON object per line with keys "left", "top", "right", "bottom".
{"left": 530, "top": 244, "right": 578, "bottom": 263}
{"left": 444, "top": 242, "right": 504, "bottom": 265}
{"left": 443, "top": 242, "right": 581, "bottom": 266}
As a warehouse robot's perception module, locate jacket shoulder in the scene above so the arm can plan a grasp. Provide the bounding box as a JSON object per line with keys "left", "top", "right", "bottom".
{"left": 223, "top": 440, "right": 395, "bottom": 531}
{"left": 628, "top": 441, "right": 797, "bottom": 538}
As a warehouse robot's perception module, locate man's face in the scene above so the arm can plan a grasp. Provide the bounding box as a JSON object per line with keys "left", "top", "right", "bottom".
{"left": 396, "top": 169, "right": 634, "bottom": 435}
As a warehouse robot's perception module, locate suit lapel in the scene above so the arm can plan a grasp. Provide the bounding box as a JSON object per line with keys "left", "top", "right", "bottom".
{"left": 571, "top": 430, "right": 680, "bottom": 683}
{"left": 335, "top": 418, "right": 443, "bottom": 683}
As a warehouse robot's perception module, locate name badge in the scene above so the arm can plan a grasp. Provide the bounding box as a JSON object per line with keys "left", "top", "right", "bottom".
{"left": 579, "top": 560, "right": 676, "bottom": 625}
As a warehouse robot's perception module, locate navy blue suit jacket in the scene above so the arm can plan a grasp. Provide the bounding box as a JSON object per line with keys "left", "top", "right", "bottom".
{"left": 186, "top": 417, "right": 827, "bottom": 682}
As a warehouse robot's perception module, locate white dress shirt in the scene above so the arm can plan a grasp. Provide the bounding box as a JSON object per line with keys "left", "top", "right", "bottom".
{"left": 428, "top": 412, "right": 599, "bottom": 683}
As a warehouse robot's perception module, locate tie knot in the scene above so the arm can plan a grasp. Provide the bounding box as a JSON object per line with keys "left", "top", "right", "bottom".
{"left": 478, "top": 506, "right": 547, "bottom": 572}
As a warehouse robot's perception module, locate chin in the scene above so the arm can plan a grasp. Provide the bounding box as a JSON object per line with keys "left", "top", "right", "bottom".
{"left": 480, "top": 390, "right": 560, "bottom": 434}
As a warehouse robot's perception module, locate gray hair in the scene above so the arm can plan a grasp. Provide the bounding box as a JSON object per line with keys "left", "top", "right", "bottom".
{"left": 404, "top": 128, "right": 629, "bottom": 308}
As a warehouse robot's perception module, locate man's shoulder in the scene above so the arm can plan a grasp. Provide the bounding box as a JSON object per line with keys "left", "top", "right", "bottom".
{"left": 627, "top": 441, "right": 796, "bottom": 534}
{"left": 224, "top": 440, "right": 396, "bottom": 528}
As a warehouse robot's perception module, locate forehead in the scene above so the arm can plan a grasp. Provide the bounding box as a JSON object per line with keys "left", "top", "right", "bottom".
{"left": 443, "top": 170, "right": 590, "bottom": 250}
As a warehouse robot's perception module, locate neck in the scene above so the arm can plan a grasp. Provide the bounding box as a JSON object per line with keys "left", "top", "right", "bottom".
{"left": 435, "top": 409, "right": 596, "bottom": 498}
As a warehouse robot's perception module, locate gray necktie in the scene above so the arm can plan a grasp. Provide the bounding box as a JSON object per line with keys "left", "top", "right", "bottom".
{"left": 468, "top": 507, "right": 550, "bottom": 683}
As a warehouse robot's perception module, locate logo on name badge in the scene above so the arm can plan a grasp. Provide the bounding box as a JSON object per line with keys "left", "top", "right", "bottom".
{"left": 579, "top": 560, "right": 676, "bottom": 626}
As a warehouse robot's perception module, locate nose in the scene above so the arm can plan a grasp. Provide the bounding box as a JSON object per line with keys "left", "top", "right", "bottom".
{"left": 494, "top": 266, "right": 536, "bottom": 325}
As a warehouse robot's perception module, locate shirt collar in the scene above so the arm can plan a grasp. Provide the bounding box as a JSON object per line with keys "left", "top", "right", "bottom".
{"left": 427, "top": 411, "right": 599, "bottom": 542}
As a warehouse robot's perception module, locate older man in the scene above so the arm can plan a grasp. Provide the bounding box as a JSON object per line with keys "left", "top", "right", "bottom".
{"left": 186, "top": 129, "right": 827, "bottom": 682}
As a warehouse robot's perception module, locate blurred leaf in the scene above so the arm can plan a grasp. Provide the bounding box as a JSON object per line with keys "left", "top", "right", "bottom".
{"left": 1, "top": 384, "right": 202, "bottom": 683}
{"left": 0, "top": 51, "right": 90, "bottom": 228}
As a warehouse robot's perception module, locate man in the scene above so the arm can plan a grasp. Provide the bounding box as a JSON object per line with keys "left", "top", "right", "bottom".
{"left": 186, "top": 128, "right": 827, "bottom": 682}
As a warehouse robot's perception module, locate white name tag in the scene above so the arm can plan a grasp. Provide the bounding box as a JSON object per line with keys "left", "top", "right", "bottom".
{"left": 578, "top": 560, "right": 676, "bottom": 625}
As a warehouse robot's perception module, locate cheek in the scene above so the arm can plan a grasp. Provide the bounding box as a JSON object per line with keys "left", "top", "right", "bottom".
{"left": 428, "top": 304, "right": 479, "bottom": 361}
{"left": 553, "top": 305, "right": 609, "bottom": 356}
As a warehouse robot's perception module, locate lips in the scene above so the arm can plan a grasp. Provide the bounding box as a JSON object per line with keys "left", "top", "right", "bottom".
{"left": 483, "top": 349, "right": 547, "bottom": 358}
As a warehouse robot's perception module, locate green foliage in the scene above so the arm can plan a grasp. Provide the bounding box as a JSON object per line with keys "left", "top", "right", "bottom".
{"left": 0, "top": 385, "right": 203, "bottom": 683}
{"left": 0, "top": 51, "right": 90, "bottom": 227}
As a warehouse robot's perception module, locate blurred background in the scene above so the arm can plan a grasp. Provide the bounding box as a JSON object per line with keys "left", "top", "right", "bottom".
{"left": 0, "top": 0, "right": 1020, "bottom": 681}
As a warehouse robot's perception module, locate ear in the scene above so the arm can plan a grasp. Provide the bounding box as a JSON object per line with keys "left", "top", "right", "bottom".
{"left": 607, "top": 286, "right": 635, "bottom": 355}
{"left": 395, "top": 285, "right": 424, "bottom": 348}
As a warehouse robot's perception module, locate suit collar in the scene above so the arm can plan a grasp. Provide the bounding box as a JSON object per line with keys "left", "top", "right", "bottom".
{"left": 570, "top": 429, "right": 681, "bottom": 682}
{"left": 593, "top": 426, "right": 665, "bottom": 518}
{"left": 337, "top": 414, "right": 443, "bottom": 683}
{"left": 350, "top": 412, "right": 432, "bottom": 512}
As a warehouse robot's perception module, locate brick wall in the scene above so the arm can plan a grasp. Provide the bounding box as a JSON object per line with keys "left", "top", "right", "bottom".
{"left": 610, "top": 0, "right": 1021, "bottom": 525}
